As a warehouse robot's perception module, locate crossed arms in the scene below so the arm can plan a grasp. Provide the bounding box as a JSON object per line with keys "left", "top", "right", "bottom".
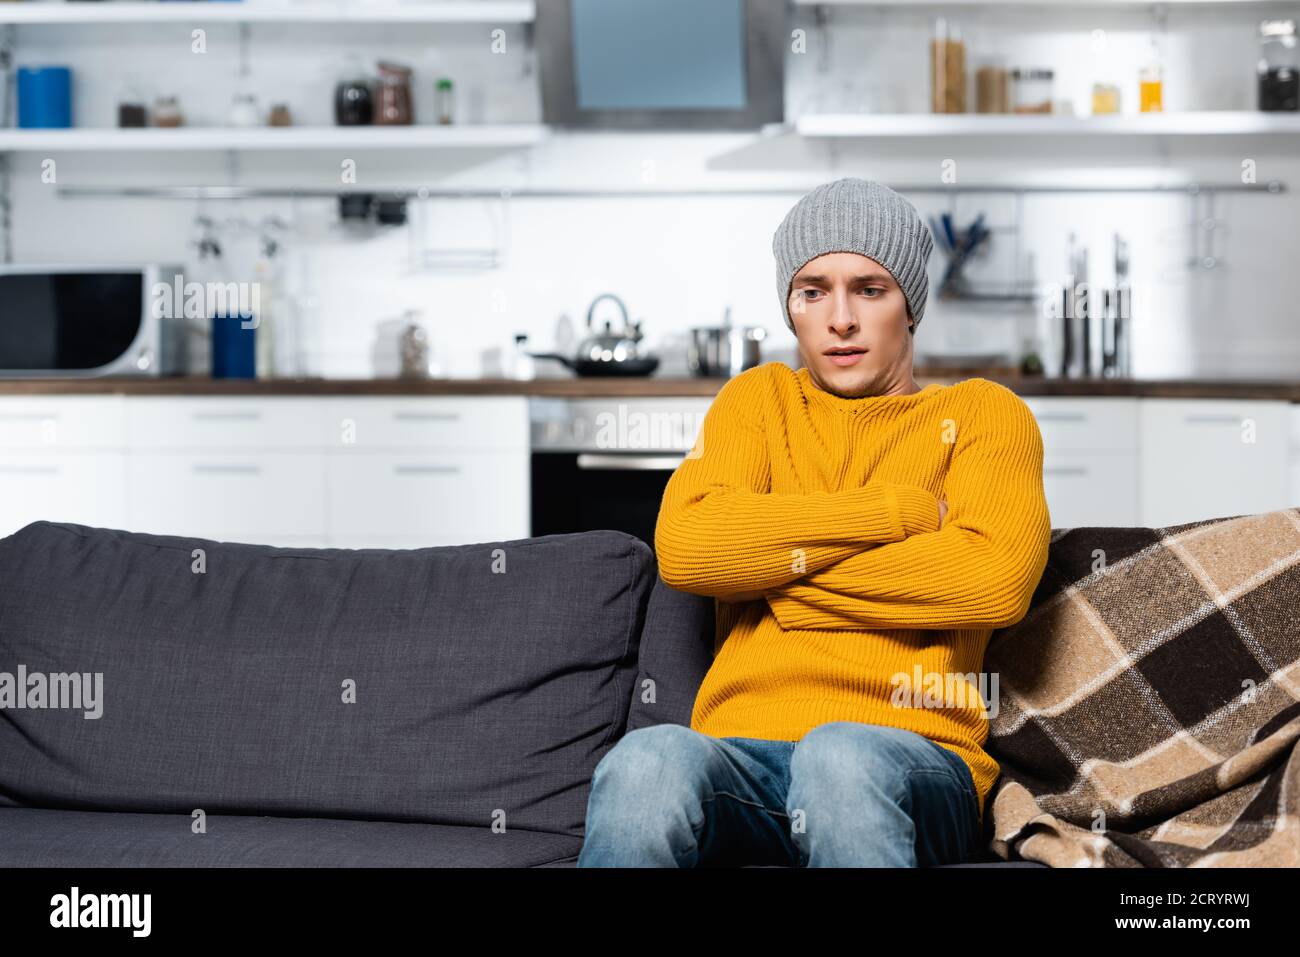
{"left": 653, "top": 377, "right": 1052, "bottom": 631}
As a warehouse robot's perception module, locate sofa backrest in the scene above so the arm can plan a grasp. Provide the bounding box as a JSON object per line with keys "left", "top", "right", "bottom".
{"left": 625, "top": 570, "right": 715, "bottom": 732}
{"left": 0, "top": 522, "right": 653, "bottom": 840}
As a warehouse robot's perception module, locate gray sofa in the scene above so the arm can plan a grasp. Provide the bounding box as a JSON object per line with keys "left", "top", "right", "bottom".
{"left": 0, "top": 520, "right": 1038, "bottom": 868}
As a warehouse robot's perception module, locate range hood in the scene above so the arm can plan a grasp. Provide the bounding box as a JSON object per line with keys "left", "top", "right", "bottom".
{"left": 536, "top": 0, "right": 787, "bottom": 130}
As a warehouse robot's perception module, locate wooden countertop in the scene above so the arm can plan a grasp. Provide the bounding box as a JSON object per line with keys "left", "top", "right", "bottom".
{"left": 1, "top": 373, "right": 1298, "bottom": 401}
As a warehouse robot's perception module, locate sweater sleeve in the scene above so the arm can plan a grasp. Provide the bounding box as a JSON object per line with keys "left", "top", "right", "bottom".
{"left": 765, "top": 381, "right": 1051, "bottom": 630}
{"left": 654, "top": 369, "right": 942, "bottom": 600}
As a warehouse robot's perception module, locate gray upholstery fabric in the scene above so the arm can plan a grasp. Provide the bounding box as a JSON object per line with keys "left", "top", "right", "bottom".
{"left": 0, "top": 521, "right": 653, "bottom": 841}
{"left": 0, "top": 808, "right": 581, "bottom": 867}
{"left": 625, "top": 571, "right": 715, "bottom": 733}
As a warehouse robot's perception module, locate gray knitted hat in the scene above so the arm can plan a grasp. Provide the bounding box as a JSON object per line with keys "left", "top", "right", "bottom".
{"left": 772, "top": 177, "right": 933, "bottom": 334}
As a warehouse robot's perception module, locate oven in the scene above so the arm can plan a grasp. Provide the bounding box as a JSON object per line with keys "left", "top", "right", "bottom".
{"left": 530, "top": 396, "right": 712, "bottom": 550}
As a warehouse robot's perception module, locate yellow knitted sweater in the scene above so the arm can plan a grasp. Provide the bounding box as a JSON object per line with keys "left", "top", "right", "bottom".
{"left": 654, "top": 361, "right": 1052, "bottom": 821}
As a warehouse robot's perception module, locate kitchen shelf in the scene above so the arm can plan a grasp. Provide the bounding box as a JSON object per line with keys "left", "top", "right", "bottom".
{"left": 796, "top": 111, "right": 1300, "bottom": 138}
{"left": 0, "top": 124, "right": 549, "bottom": 152}
{"left": 792, "top": 0, "right": 1294, "bottom": 7}
{"left": 0, "top": 1, "right": 536, "bottom": 25}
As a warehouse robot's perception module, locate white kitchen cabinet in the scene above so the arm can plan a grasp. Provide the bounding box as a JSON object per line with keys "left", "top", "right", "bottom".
{"left": 324, "top": 396, "right": 528, "bottom": 451}
{"left": 0, "top": 451, "right": 127, "bottom": 536}
{"left": 327, "top": 450, "right": 528, "bottom": 546}
{"left": 1021, "top": 397, "right": 1139, "bottom": 528}
{"left": 126, "top": 451, "right": 327, "bottom": 545}
{"left": 126, "top": 397, "right": 328, "bottom": 449}
{"left": 325, "top": 397, "right": 529, "bottom": 548}
{"left": 0, "top": 395, "right": 126, "bottom": 449}
{"left": 1139, "top": 399, "right": 1292, "bottom": 528}
{"left": 0, "top": 396, "right": 128, "bottom": 535}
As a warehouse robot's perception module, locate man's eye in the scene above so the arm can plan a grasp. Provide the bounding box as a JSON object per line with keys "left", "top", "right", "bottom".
{"left": 861, "top": 287, "right": 884, "bottom": 297}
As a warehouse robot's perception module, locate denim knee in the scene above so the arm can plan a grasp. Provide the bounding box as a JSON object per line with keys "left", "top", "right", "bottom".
{"left": 590, "top": 724, "right": 712, "bottom": 807}
{"left": 790, "top": 721, "right": 916, "bottom": 803}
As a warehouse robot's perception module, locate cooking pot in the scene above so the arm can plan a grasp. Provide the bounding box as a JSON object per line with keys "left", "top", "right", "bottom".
{"left": 529, "top": 292, "right": 659, "bottom": 377}
{"left": 687, "top": 308, "right": 765, "bottom": 377}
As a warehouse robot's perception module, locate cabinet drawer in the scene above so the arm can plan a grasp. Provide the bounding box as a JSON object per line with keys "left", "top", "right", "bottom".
{"left": 325, "top": 397, "right": 528, "bottom": 451}
{"left": 1041, "top": 450, "right": 1139, "bottom": 528}
{"left": 0, "top": 452, "right": 127, "bottom": 536}
{"left": 0, "top": 397, "right": 125, "bottom": 449}
{"left": 327, "top": 450, "right": 528, "bottom": 539}
{"left": 126, "top": 398, "right": 327, "bottom": 449}
{"left": 127, "top": 452, "right": 326, "bottom": 541}
{"left": 1140, "top": 400, "right": 1291, "bottom": 527}
{"left": 1021, "top": 397, "right": 1138, "bottom": 452}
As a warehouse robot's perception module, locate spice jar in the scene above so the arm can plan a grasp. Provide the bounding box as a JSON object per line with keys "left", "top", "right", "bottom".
{"left": 1011, "top": 68, "right": 1053, "bottom": 113}
{"left": 269, "top": 103, "right": 292, "bottom": 127}
{"left": 930, "top": 18, "right": 966, "bottom": 113}
{"left": 152, "top": 95, "right": 183, "bottom": 127}
{"left": 975, "top": 58, "right": 1009, "bottom": 113}
{"left": 375, "top": 60, "right": 413, "bottom": 125}
{"left": 117, "top": 77, "right": 148, "bottom": 127}
{"left": 1091, "top": 82, "right": 1121, "bottom": 114}
{"left": 435, "top": 77, "right": 455, "bottom": 125}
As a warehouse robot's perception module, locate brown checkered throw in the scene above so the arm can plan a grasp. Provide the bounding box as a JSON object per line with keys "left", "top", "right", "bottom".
{"left": 983, "top": 507, "right": 1300, "bottom": 867}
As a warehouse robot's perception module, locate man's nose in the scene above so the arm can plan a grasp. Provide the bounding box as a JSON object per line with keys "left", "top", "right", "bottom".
{"left": 828, "top": 288, "right": 856, "bottom": 331}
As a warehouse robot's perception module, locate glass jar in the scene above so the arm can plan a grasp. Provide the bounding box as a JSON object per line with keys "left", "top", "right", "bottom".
{"left": 375, "top": 60, "right": 413, "bottom": 125}
{"left": 1091, "top": 82, "right": 1121, "bottom": 115}
{"left": 334, "top": 73, "right": 373, "bottom": 125}
{"left": 227, "top": 91, "right": 262, "bottom": 128}
{"left": 1258, "top": 19, "right": 1299, "bottom": 111}
{"left": 152, "top": 95, "right": 183, "bottom": 127}
{"left": 117, "top": 77, "right": 148, "bottom": 128}
{"left": 435, "top": 77, "right": 454, "bottom": 124}
{"left": 1011, "top": 68, "right": 1053, "bottom": 113}
{"left": 1138, "top": 62, "right": 1163, "bottom": 112}
{"left": 975, "top": 57, "right": 1009, "bottom": 113}
{"left": 930, "top": 18, "right": 967, "bottom": 113}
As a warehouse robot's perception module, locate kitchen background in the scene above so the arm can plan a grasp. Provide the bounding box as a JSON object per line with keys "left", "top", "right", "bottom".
{"left": 1, "top": 0, "right": 1298, "bottom": 549}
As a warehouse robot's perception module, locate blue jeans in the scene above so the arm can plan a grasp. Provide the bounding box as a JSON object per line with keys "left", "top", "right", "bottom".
{"left": 577, "top": 720, "right": 982, "bottom": 867}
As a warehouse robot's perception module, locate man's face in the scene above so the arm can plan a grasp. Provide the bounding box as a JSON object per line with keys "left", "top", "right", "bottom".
{"left": 787, "top": 252, "right": 913, "bottom": 398}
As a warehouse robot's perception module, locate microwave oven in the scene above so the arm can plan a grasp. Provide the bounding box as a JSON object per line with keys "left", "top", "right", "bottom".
{"left": 0, "top": 263, "right": 187, "bottom": 378}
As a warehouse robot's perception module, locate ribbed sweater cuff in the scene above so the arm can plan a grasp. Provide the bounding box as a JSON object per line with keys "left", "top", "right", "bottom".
{"left": 893, "top": 485, "right": 942, "bottom": 536}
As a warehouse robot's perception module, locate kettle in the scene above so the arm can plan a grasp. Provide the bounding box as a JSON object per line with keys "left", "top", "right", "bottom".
{"left": 529, "top": 292, "right": 660, "bottom": 377}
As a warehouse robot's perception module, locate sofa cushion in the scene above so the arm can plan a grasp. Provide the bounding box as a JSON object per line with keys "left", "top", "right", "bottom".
{"left": 625, "top": 571, "right": 715, "bottom": 732}
{"left": 0, "top": 807, "right": 582, "bottom": 867}
{"left": 0, "top": 522, "right": 653, "bottom": 840}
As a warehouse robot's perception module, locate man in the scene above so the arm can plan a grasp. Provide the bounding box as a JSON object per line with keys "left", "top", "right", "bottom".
{"left": 577, "top": 177, "right": 1051, "bottom": 867}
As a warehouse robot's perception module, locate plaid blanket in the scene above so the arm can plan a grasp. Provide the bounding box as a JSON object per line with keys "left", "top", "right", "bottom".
{"left": 984, "top": 507, "right": 1300, "bottom": 867}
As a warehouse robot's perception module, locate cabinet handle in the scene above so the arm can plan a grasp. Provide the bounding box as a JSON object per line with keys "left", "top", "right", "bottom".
{"left": 1033, "top": 412, "right": 1088, "bottom": 422}
{"left": 1044, "top": 465, "right": 1090, "bottom": 476}
{"left": 0, "top": 413, "right": 60, "bottom": 421}
{"left": 393, "top": 412, "right": 460, "bottom": 422}
{"left": 1183, "top": 414, "right": 1241, "bottom": 424}
{"left": 577, "top": 453, "right": 685, "bottom": 471}
{"left": 393, "top": 464, "right": 461, "bottom": 475}
{"left": 192, "top": 411, "right": 262, "bottom": 421}
{"left": 0, "top": 464, "right": 60, "bottom": 475}
{"left": 192, "top": 464, "right": 263, "bottom": 475}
